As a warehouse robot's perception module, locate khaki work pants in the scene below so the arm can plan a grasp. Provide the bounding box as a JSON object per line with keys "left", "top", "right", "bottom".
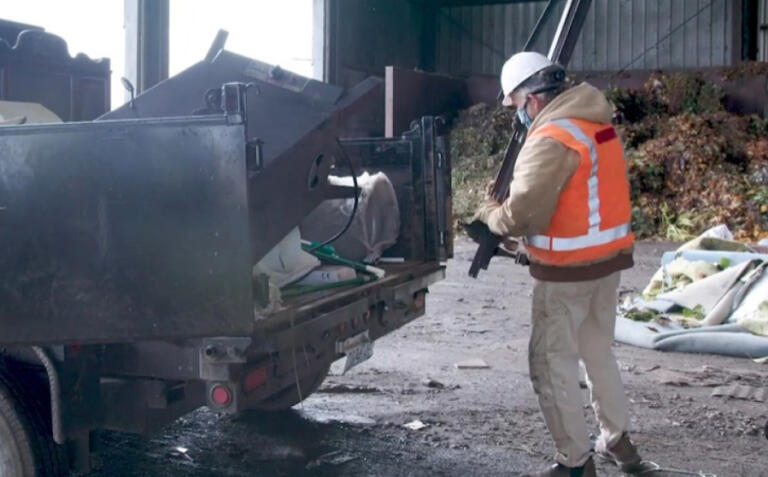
{"left": 529, "top": 271, "right": 628, "bottom": 468}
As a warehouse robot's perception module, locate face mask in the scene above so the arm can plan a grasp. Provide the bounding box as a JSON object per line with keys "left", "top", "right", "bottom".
{"left": 517, "top": 99, "right": 533, "bottom": 129}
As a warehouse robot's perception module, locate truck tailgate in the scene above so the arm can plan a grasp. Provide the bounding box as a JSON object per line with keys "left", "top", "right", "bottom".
{"left": 256, "top": 262, "right": 445, "bottom": 334}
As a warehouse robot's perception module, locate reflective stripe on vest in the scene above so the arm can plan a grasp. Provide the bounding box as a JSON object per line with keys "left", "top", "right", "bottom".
{"left": 553, "top": 119, "right": 600, "bottom": 230}
{"left": 527, "top": 222, "right": 631, "bottom": 251}
{"left": 526, "top": 118, "right": 632, "bottom": 253}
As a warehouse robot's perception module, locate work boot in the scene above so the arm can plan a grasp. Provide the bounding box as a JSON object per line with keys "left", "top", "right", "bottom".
{"left": 522, "top": 456, "right": 597, "bottom": 477}
{"left": 596, "top": 433, "right": 643, "bottom": 473}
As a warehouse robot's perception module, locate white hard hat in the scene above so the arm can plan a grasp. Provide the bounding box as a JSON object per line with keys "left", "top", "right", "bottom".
{"left": 500, "top": 52, "right": 554, "bottom": 106}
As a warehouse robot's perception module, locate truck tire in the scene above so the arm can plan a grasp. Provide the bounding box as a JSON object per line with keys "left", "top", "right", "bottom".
{"left": 254, "top": 364, "right": 331, "bottom": 411}
{"left": 0, "top": 368, "right": 67, "bottom": 477}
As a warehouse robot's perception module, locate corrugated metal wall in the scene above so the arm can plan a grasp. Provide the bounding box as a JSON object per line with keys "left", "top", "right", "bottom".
{"left": 435, "top": 0, "right": 736, "bottom": 77}
{"left": 760, "top": 0, "right": 768, "bottom": 61}
{"left": 332, "top": 0, "right": 425, "bottom": 85}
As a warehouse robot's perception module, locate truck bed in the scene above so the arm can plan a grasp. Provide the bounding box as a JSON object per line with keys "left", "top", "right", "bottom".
{"left": 258, "top": 261, "right": 445, "bottom": 334}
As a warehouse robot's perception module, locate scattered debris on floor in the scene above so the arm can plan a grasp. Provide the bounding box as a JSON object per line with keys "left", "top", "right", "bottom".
{"left": 168, "top": 446, "right": 193, "bottom": 462}
{"left": 449, "top": 71, "right": 768, "bottom": 240}
{"left": 649, "top": 365, "right": 764, "bottom": 389}
{"left": 305, "top": 450, "right": 359, "bottom": 469}
{"left": 403, "top": 420, "right": 428, "bottom": 431}
{"left": 652, "top": 369, "right": 721, "bottom": 387}
{"left": 616, "top": 226, "right": 768, "bottom": 357}
{"left": 454, "top": 358, "right": 490, "bottom": 369}
{"left": 711, "top": 384, "right": 767, "bottom": 403}
{"left": 422, "top": 378, "right": 446, "bottom": 389}
{"left": 299, "top": 409, "right": 377, "bottom": 426}
{"left": 318, "top": 383, "right": 382, "bottom": 394}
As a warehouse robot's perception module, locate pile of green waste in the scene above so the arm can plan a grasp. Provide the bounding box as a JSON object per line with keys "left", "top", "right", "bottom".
{"left": 449, "top": 69, "right": 768, "bottom": 241}
{"left": 450, "top": 103, "right": 514, "bottom": 229}
{"left": 608, "top": 71, "right": 768, "bottom": 242}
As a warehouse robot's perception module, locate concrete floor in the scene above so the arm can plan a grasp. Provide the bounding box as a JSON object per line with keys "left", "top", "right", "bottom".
{"left": 91, "top": 239, "right": 768, "bottom": 476}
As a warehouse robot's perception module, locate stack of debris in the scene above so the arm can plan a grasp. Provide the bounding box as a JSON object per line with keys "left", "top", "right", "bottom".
{"left": 449, "top": 71, "right": 768, "bottom": 240}
{"left": 617, "top": 225, "right": 768, "bottom": 359}
{"left": 608, "top": 72, "right": 768, "bottom": 241}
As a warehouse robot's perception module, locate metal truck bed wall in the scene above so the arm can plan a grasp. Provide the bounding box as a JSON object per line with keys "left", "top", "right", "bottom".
{"left": 101, "top": 50, "right": 383, "bottom": 264}
{"left": 0, "top": 116, "right": 255, "bottom": 344}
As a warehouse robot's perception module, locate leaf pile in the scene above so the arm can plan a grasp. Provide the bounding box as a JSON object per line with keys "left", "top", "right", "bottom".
{"left": 449, "top": 103, "right": 514, "bottom": 227}
{"left": 611, "top": 72, "right": 768, "bottom": 241}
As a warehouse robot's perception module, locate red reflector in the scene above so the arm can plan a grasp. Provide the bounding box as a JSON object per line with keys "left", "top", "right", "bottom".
{"left": 66, "top": 344, "right": 82, "bottom": 357}
{"left": 211, "top": 385, "right": 232, "bottom": 406}
{"left": 595, "top": 127, "right": 617, "bottom": 144}
{"left": 244, "top": 367, "right": 268, "bottom": 393}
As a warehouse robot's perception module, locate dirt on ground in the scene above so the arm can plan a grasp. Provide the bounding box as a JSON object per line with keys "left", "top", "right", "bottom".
{"left": 91, "top": 239, "right": 767, "bottom": 477}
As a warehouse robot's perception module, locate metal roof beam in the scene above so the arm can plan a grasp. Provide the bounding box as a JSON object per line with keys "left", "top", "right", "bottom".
{"left": 413, "top": 0, "right": 549, "bottom": 6}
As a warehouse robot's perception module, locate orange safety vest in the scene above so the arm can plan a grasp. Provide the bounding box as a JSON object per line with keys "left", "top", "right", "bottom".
{"left": 524, "top": 118, "right": 634, "bottom": 265}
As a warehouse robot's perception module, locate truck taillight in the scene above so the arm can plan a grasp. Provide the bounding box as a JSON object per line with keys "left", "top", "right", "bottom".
{"left": 243, "top": 366, "right": 268, "bottom": 393}
{"left": 210, "top": 384, "right": 232, "bottom": 406}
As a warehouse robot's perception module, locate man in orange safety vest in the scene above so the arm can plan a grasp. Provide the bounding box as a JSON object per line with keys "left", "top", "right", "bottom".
{"left": 474, "top": 51, "right": 645, "bottom": 477}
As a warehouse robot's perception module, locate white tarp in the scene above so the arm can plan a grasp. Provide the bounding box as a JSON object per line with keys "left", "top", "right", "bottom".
{"left": 656, "top": 260, "right": 757, "bottom": 315}
{"left": 301, "top": 172, "right": 400, "bottom": 263}
{"left": 617, "top": 225, "right": 768, "bottom": 357}
{"left": 614, "top": 318, "right": 768, "bottom": 357}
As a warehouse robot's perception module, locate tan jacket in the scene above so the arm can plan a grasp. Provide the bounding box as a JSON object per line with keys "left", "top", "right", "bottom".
{"left": 476, "top": 82, "right": 633, "bottom": 281}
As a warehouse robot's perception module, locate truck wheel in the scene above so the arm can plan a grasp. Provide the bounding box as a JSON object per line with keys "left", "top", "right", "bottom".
{"left": 0, "top": 369, "right": 67, "bottom": 477}
{"left": 254, "top": 364, "right": 331, "bottom": 411}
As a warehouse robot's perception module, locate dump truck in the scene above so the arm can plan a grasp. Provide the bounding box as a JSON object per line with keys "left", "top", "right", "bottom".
{"left": 0, "top": 45, "right": 452, "bottom": 475}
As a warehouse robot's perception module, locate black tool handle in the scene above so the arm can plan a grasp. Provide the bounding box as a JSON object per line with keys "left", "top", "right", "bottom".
{"left": 467, "top": 116, "right": 527, "bottom": 278}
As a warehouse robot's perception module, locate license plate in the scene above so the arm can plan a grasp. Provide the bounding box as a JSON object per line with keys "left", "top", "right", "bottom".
{"left": 336, "top": 331, "right": 374, "bottom": 374}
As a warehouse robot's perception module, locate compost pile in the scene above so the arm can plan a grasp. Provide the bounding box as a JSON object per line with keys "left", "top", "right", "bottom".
{"left": 450, "top": 102, "right": 515, "bottom": 226}
{"left": 450, "top": 72, "right": 768, "bottom": 241}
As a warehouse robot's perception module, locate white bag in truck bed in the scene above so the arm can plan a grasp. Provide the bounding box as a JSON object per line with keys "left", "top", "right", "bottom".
{"left": 253, "top": 227, "right": 320, "bottom": 288}
{"left": 301, "top": 172, "right": 400, "bottom": 262}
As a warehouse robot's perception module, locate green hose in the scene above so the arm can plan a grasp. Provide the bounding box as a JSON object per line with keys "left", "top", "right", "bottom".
{"left": 300, "top": 241, "right": 385, "bottom": 278}
{"left": 279, "top": 241, "right": 386, "bottom": 297}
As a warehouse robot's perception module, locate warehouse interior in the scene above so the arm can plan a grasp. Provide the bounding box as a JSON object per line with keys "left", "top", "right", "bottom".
{"left": 0, "top": 1, "right": 767, "bottom": 476}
